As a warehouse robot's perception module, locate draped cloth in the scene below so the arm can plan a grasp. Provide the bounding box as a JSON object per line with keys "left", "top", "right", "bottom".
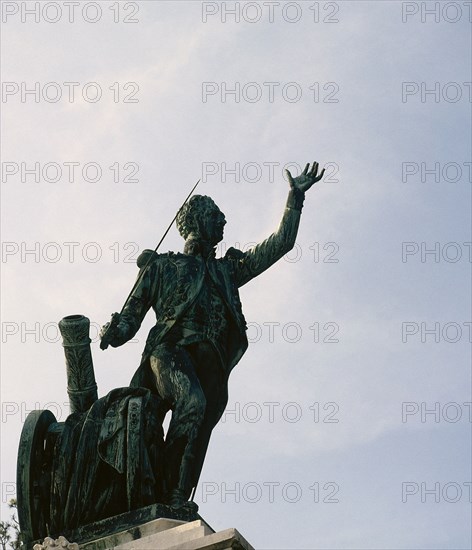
{"left": 48, "top": 387, "right": 165, "bottom": 534}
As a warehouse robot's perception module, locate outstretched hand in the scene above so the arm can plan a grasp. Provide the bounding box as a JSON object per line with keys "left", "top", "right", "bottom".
{"left": 285, "top": 161, "right": 325, "bottom": 193}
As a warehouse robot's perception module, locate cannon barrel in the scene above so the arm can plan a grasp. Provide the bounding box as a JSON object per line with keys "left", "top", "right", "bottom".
{"left": 58, "top": 314, "right": 98, "bottom": 414}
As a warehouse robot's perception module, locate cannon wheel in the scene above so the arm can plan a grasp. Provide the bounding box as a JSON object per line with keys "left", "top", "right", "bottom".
{"left": 17, "top": 409, "right": 57, "bottom": 546}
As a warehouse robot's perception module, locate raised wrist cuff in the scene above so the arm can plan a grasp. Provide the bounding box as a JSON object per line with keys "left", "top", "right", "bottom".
{"left": 286, "top": 188, "right": 305, "bottom": 211}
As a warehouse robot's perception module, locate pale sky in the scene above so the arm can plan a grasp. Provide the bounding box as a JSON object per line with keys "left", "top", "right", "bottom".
{"left": 1, "top": 1, "right": 471, "bottom": 549}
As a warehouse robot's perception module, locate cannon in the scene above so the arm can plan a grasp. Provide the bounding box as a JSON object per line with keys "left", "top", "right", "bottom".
{"left": 17, "top": 315, "right": 98, "bottom": 547}
{"left": 16, "top": 314, "right": 174, "bottom": 549}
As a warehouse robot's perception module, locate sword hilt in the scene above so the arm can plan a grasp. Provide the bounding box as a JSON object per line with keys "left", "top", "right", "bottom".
{"left": 99, "top": 312, "right": 121, "bottom": 350}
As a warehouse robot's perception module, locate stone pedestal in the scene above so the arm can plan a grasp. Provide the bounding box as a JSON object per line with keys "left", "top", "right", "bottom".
{"left": 32, "top": 514, "right": 254, "bottom": 550}
{"left": 81, "top": 517, "right": 254, "bottom": 550}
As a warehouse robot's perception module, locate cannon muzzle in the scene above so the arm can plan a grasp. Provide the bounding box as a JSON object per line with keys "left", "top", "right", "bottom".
{"left": 58, "top": 314, "right": 98, "bottom": 414}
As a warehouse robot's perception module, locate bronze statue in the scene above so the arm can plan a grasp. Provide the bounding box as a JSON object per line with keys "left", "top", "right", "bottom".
{"left": 16, "top": 162, "right": 324, "bottom": 548}
{"left": 99, "top": 161, "right": 325, "bottom": 508}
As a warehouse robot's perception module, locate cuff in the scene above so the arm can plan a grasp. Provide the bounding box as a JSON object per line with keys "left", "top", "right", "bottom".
{"left": 286, "top": 188, "right": 305, "bottom": 211}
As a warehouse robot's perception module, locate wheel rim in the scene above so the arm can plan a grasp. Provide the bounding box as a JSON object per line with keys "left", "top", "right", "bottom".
{"left": 17, "top": 409, "right": 57, "bottom": 544}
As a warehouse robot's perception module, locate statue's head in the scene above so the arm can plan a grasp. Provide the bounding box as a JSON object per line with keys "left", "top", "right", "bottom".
{"left": 176, "top": 194, "right": 226, "bottom": 245}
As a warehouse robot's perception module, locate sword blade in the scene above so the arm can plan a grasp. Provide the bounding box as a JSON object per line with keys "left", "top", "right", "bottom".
{"left": 119, "top": 179, "right": 200, "bottom": 315}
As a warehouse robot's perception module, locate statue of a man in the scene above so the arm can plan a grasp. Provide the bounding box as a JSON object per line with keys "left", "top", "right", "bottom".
{"left": 100, "top": 161, "right": 324, "bottom": 508}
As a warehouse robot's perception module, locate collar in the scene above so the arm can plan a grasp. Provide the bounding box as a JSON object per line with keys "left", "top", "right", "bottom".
{"left": 184, "top": 238, "right": 216, "bottom": 259}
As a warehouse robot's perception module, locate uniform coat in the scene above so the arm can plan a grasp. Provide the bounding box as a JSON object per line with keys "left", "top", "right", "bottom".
{"left": 119, "top": 194, "right": 303, "bottom": 420}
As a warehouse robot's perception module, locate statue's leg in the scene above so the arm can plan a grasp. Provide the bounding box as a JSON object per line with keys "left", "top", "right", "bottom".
{"left": 185, "top": 342, "right": 227, "bottom": 494}
{"left": 149, "top": 343, "right": 206, "bottom": 506}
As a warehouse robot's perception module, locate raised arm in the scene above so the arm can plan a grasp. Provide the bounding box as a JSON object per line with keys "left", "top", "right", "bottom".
{"left": 233, "top": 161, "right": 324, "bottom": 287}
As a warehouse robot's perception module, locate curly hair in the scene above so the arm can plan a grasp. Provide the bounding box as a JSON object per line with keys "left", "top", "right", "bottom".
{"left": 176, "top": 194, "right": 219, "bottom": 240}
